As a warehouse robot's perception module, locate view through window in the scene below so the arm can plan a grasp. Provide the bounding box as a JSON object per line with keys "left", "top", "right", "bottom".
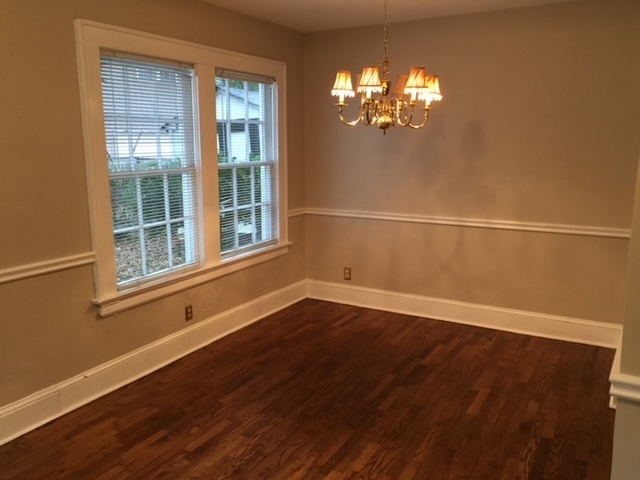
{"left": 216, "top": 72, "right": 277, "bottom": 255}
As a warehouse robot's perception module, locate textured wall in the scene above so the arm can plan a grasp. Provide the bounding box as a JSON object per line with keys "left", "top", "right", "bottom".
{"left": 612, "top": 163, "right": 640, "bottom": 480}
{"left": 612, "top": 399, "right": 640, "bottom": 480}
{"left": 621, "top": 165, "right": 640, "bottom": 374}
{"left": 304, "top": 0, "right": 640, "bottom": 324}
{"left": 0, "top": 0, "right": 306, "bottom": 406}
{"left": 1, "top": 0, "right": 639, "bottom": 422}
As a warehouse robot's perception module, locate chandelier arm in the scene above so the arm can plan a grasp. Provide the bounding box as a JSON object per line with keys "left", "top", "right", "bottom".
{"left": 406, "top": 107, "right": 431, "bottom": 129}
{"left": 395, "top": 103, "right": 415, "bottom": 128}
{"left": 363, "top": 101, "right": 377, "bottom": 126}
{"left": 337, "top": 105, "right": 362, "bottom": 126}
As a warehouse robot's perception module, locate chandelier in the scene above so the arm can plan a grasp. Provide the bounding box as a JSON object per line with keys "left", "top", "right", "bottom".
{"left": 331, "top": 0, "right": 442, "bottom": 134}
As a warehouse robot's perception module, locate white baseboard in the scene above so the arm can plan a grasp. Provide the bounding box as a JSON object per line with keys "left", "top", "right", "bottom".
{"left": 609, "top": 347, "right": 640, "bottom": 409}
{"left": 306, "top": 280, "right": 622, "bottom": 348}
{"left": 0, "top": 281, "right": 307, "bottom": 447}
{"left": 0, "top": 279, "right": 622, "bottom": 446}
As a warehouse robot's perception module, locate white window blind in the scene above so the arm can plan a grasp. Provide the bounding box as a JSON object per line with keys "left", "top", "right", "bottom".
{"left": 215, "top": 69, "right": 278, "bottom": 255}
{"left": 100, "top": 52, "right": 199, "bottom": 287}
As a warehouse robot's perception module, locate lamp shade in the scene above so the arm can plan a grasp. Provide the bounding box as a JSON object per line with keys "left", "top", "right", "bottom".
{"left": 404, "top": 67, "right": 429, "bottom": 101}
{"left": 357, "top": 66, "right": 383, "bottom": 98}
{"left": 393, "top": 75, "right": 408, "bottom": 97}
{"left": 332, "top": 71, "right": 355, "bottom": 99}
{"left": 417, "top": 75, "right": 443, "bottom": 105}
{"left": 405, "top": 67, "right": 427, "bottom": 87}
{"left": 425, "top": 75, "right": 442, "bottom": 102}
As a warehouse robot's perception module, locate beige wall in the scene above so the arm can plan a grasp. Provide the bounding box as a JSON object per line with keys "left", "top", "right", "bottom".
{"left": 621, "top": 162, "right": 640, "bottom": 375}
{"left": 0, "top": 0, "right": 305, "bottom": 407}
{"left": 612, "top": 398, "right": 640, "bottom": 479}
{"left": 612, "top": 154, "right": 640, "bottom": 479}
{"left": 2, "top": 1, "right": 640, "bottom": 463}
{"left": 304, "top": 0, "right": 640, "bottom": 323}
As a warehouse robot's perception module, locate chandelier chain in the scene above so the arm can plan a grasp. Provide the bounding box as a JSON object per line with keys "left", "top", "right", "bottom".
{"left": 383, "top": 0, "right": 389, "bottom": 67}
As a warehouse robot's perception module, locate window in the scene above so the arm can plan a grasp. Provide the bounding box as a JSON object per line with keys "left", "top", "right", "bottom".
{"left": 76, "top": 20, "right": 288, "bottom": 315}
{"left": 216, "top": 71, "right": 276, "bottom": 255}
{"left": 101, "top": 53, "right": 199, "bottom": 287}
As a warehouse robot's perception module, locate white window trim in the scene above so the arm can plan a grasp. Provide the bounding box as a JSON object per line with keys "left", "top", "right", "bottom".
{"left": 75, "top": 20, "right": 289, "bottom": 316}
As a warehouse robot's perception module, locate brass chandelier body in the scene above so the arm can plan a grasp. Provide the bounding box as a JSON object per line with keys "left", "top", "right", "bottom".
{"left": 331, "top": 0, "right": 442, "bottom": 134}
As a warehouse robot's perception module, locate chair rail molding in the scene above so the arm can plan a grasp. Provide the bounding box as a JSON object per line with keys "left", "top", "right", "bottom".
{"left": 0, "top": 253, "right": 95, "bottom": 285}
{"left": 303, "top": 208, "right": 631, "bottom": 239}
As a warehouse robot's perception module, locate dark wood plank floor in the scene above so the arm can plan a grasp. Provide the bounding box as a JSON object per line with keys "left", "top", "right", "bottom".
{"left": 0, "top": 299, "right": 615, "bottom": 479}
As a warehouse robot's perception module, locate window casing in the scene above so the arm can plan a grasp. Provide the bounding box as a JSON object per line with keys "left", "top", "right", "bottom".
{"left": 75, "top": 20, "right": 288, "bottom": 316}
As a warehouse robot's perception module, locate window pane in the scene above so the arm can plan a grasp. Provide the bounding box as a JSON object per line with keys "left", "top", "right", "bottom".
{"left": 171, "top": 222, "right": 186, "bottom": 266}
{"left": 114, "top": 231, "right": 143, "bottom": 283}
{"left": 141, "top": 175, "right": 167, "bottom": 223}
{"left": 144, "top": 225, "right": 169, "bottom": 274}
{"left": 167, "top": 173, "right": 185, "bottom": 219}
{"left": 101, "top": 52, "right": 199, "bottom": 287}
{"left": 219, "top": 168, "right": 233, "bottom": 208}
{"left": 110, "top": 178, "right": 139, "bottom": 229}
{"left": 236, "top": 167, "right": 252, "bottom": 206}
{"left": 237, "top": 207, "right": 253, "bottom": 247}
{"left": 220, "top": 211, "right": 236, "bottom": 252}
{"left": 216, "top": 71, "right": 277, "bottom": 255}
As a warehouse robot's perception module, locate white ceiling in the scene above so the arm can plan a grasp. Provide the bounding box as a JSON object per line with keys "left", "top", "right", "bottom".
{"left": 199, "top": 0, "right": 578, "bottom": 33}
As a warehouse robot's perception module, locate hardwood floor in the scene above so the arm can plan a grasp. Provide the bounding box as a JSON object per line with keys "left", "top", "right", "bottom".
{"left": 0, "top": 299, "right": 615, "bottom": 479}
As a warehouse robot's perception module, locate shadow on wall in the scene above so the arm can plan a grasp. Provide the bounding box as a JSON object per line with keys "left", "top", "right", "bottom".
{"left": 385, "top": 117, "right": 497, "bottom": 219}
{"left": 436, "top": 119, "right": 496, "bottom": 217}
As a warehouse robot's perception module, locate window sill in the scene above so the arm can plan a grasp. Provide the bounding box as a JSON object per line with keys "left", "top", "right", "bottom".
{"left": 94, "top": 242, "right": 291, "bottom": 317}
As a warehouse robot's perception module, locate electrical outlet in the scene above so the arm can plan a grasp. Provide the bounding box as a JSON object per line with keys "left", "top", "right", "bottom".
{"left": 185, "top": 305, "right": 193, "bottom": 321}
{"left": 343, "top": 267, "right": 352, "bottom": 281}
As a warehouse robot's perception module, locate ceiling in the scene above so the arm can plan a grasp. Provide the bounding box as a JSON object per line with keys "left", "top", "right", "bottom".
{"left": 199, "top": 0, "right": 578, "bottom": 33}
